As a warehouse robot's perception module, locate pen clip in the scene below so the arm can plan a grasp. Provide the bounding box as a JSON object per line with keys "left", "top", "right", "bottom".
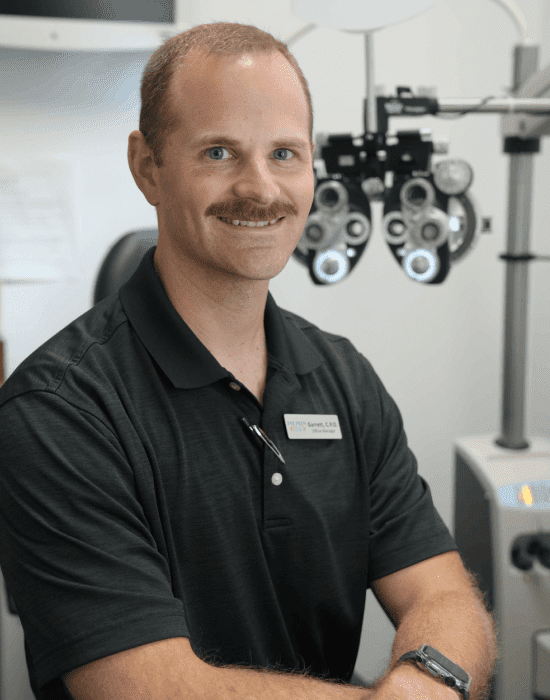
{"left": 241, "top": 417, "right": 286, "bottom": 465}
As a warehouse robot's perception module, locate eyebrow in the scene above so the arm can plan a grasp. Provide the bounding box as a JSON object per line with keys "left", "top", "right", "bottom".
{"left": 190, "top": 134, "right": 310, "bottom": 151}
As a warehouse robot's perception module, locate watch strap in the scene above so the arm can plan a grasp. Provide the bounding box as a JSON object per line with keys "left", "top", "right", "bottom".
{"left": 398, "top": 647, "right": 470, "bottom": 700}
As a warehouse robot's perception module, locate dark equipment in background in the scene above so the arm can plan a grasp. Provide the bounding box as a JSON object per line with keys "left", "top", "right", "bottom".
{"left": 293, "top": 87, "right": 479, "bottom": 285}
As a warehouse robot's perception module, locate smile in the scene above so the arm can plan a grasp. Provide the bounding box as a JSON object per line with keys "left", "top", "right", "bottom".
{"left": 218, "top": 217, "right": 283, "bottom": 227}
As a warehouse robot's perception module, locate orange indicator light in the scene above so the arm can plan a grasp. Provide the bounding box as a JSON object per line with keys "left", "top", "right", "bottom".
{"left": 518, "top": 485, "right": 533, "bottom": 506}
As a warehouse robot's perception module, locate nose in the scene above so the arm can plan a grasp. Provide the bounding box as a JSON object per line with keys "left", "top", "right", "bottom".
{"left": 232, "top": 153, "right": 280, "bottom": 205}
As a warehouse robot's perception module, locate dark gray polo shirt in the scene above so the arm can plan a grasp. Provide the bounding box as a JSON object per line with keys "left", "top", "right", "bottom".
{"left": 0, "top": 247, "right": 457, "bottom": 699}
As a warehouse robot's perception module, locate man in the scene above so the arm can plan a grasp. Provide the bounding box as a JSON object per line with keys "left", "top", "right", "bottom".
{"left": 0, "top": 22, "right": 497, "bottom": 700}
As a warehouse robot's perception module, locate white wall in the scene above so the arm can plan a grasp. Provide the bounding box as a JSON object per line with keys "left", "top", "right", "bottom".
{"left": 1, "top": 0, "right": 548, "bottom": 685}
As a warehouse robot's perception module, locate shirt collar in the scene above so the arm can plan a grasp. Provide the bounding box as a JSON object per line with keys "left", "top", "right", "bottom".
{"left": 119, "top": 246, "right": 323, "bottom": 389}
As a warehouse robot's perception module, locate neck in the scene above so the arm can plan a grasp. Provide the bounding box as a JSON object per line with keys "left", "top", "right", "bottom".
{"left": 153, "top": 247, "right": 269, "bottom": 362}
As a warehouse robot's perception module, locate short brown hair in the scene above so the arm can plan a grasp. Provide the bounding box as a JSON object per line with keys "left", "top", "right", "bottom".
{"left": 139, "top": 22, "right": 314, "bottom": 168}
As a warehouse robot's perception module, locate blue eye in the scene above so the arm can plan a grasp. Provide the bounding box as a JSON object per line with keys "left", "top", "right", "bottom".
{"left": 208, "top": 146, "right": 230, "bottom": 160}
{"left": 274, "top": 148, "right": 293, "bottom": 161}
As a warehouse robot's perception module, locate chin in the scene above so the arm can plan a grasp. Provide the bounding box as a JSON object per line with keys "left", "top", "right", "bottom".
{"left": 230, "top": 248, "right": 292, "bottom": 279}
{"left": 235, "top": 260, "right": 289, "bottom": 281}
{"left": 240, "top": 267, "right": 285, "bottom": 281}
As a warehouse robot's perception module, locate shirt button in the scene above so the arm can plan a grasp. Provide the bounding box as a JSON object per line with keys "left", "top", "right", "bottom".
{"left": 229, "top": 381, "right": 241, "bottom": 391}
{"left": 271, "top": 473, "right": 283, "bottom": 486}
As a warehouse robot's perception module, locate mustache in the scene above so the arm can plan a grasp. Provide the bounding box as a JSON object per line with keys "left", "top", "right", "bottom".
{"left": 206, "top": 199, "right": 298, "bottom": 221}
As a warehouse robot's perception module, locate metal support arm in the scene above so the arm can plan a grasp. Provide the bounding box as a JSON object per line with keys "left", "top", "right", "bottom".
{"left": 371, "top": 45, "right": 550, "bottom": 450}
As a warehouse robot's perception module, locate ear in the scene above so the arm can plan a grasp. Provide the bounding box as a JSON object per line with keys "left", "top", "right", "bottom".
{"left": 127, "top": 130, "right": 161, "bottom": 207}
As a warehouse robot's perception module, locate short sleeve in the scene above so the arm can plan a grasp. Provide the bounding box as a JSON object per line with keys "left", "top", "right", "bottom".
{"left": 362, "top": 359, "right": 458, "bottom": 584}
{"left": 0, "top": 391, "right": 189, "bottom": 692}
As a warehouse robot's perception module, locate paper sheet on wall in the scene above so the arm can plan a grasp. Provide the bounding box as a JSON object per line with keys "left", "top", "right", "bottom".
{"left": 0, "top": 156, "right": 79, "bottom": 283}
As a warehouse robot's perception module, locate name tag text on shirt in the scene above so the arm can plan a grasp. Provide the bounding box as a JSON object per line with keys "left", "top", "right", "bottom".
{"left": 283, "top": 414, "right": 342, "bottom": 439}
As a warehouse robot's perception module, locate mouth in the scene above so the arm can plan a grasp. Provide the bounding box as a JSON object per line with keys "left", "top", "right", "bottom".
{"left": 217, "top": 216, "right": 285, "bottom": 228}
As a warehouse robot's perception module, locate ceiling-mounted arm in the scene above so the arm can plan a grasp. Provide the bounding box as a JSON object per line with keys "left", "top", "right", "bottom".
{"left": 365, "top": 32, "right": 377, "bottom": 133}
{"left": 487, "top": 0, "right": 531, "bottom": 44}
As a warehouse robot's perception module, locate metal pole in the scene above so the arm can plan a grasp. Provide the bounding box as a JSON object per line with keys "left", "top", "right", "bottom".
{"left": 365, "top": 32, "right": 377, "bottom": 133}
{"left": 496, "top": 154, "right": 533, "bottom": 449}
{"left": 496, "top": 45, "right": 539, "bottom": 450}
{"left": 437, "top": 97, "right": 550, "bottom": 114}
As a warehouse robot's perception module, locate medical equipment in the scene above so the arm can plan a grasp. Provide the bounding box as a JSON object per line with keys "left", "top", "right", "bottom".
{"left": 289, "top": 2, "right": 550, "bottom": 698}
{"left": 455, "top": 435, "right": 550, "bottom": 700}
{"left": 293, "top": 114, "right": 480, "bottom": 285}
{"left": 289, "top": 46, "right": 550, "bottom": 286}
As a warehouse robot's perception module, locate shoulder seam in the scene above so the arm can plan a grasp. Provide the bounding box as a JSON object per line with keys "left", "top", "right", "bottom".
{"left": 4, "top": 389, "right": 120, "bottom": 442}
{"left": 51, "top": 315, "right": 130, "bottom": 394}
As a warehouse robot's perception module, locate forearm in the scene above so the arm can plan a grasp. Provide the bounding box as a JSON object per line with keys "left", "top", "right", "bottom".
{"left": 202, "top": 662, "right": 374, "bottom": 700}
{"left": 64, "top": 636, "right": 375, "bottom": 700}
{"left": 371, "top": 590, "right": 498, "bottom": 700}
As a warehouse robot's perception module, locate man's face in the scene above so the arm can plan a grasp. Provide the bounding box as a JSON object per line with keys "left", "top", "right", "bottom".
{"left": 154, "top": 50, "right": 315, "bottom": 283}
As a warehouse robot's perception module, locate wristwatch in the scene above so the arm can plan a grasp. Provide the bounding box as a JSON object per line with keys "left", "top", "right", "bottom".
{"left": 398, "top": 644, "right": 471, "bottom": 699}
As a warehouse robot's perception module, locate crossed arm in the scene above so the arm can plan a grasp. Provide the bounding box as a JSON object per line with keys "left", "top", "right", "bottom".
{"left": 369, "top": 550, "right": 499, "bottom": 700}
{"left": 66, "top": 550, "right": 498, "bottom": 700}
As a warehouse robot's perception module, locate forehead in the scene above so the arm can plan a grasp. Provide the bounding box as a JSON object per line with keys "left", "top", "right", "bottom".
{"left": 173, "top": 48, "right": 302, "bottom": 93}
{"left": 167, "top": 50, "right": 310, "bottom": 141}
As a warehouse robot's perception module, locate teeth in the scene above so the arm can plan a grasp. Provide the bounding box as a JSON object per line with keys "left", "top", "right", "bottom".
{"left": 220, "top": 217, "right": 280, "bottom": 227}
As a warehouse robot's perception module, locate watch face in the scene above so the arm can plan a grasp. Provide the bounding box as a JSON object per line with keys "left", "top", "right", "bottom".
{"left": 423, "top": 646, "right": 470, "bottom": 684}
